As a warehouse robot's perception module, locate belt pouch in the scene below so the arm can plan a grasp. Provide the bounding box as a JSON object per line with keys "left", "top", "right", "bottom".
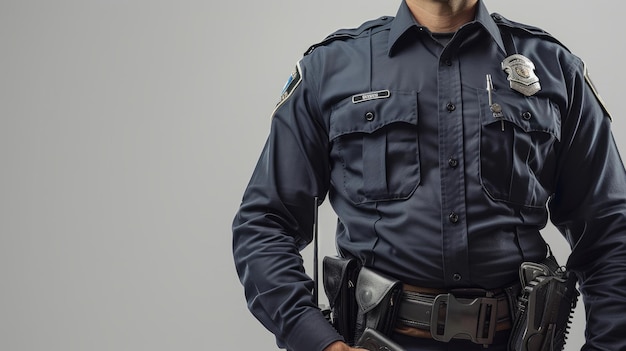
{"left": 354, "top": 267, "right": 402, "bottom": 341}
{"left": 323, "top": 256, "right": 361, "bottom": 345}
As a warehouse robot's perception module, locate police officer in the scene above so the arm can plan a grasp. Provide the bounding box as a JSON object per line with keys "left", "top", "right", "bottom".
{"left": 233, "top": 0, "right": 626, "bottom": 350}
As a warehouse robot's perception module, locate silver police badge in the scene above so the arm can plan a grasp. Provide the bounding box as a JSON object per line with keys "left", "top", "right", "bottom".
{"left": 501, "top": 54, "right": 541, "bottom": 97}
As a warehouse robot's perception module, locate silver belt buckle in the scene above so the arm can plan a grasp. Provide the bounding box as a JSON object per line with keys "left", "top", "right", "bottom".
{"left": 429, "top": 293, "right": 498, "bottom": 346}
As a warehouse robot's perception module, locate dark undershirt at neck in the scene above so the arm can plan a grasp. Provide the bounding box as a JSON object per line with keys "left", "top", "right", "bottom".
{"left": 432, "top": 32, "right": 455, "bottom": 46}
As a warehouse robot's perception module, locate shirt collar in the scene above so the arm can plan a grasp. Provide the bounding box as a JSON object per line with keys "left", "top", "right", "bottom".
{"left": 388, "top": 0, "right": 506, "bottom": 56}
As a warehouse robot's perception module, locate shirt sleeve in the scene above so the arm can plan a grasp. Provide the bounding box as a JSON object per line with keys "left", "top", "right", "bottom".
{"left": 549, "top": 58, "right": 626, "bottom": 350}
{"left": 232, "top": 58, "right": 341, "bottom": 351}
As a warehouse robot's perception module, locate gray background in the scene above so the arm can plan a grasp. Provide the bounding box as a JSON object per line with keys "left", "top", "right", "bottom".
{"left": 1, "top": 1, "right": 622, "bottom": 350}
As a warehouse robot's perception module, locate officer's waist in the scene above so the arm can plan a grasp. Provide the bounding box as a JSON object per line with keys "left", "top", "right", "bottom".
{"left": 395, "top": 283, "right": 516, "bottom": 345}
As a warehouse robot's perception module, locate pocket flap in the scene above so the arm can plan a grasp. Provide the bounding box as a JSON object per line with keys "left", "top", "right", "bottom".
{"left": 323, "top": 256, "right": 360, "bottom": 305}
{"left": 480, "top": 89, "right": 561, "bottom": 141}
{"left": 330, "top": 90, "right": 417, "bottom": 140}
{"left": 355, "top": 267, "right": 401, "bottom": 313}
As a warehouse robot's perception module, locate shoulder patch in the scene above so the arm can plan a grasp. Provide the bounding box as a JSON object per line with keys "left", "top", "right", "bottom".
{"left": 584, "top": 62, "right": 612, "bottom": 121}
{"left": 272, "top": 61, "right": 302, "bottom": 117}
{"left": 304, "top": 16, "right": 392, "bottom": 56}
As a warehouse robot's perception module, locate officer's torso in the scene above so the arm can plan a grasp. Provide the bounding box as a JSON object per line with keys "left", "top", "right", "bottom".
{"left": 301, "top": 8, "right": 577, "bottom": 288}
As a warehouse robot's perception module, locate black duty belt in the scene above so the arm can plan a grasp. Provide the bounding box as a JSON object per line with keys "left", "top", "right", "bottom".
{"left": 395, "top": 284, "right": 512, "bottom": 346}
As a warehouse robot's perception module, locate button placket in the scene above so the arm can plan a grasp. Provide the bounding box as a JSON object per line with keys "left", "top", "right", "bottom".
{"left": 438, "top": 40, "right": 469, "bottom": 287}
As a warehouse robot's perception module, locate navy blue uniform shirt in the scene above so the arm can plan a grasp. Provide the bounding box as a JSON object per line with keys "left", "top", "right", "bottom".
{"left": 233, "top": 1, "right": 626, "bottom": 350}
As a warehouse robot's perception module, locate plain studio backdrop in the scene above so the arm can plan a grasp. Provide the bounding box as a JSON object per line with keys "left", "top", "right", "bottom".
{"left": 1, "top": 1, "right": 623, "bottom": 350}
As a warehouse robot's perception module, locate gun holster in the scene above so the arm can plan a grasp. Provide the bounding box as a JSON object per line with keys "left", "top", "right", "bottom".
{"left": 508, "top": 254, "right": 579, "bottom": 351}
{"left": 354, "top": 267, "right": 403, "bottom": 341}
{"left": 323, "top": 256, "right": 361, "bottom": 345}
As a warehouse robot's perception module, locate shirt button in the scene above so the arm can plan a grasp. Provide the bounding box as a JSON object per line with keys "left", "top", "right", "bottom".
{"left": 444, "top": 59, "right": 452, "bottom": 66}
{"left": 453, "top": 273, "right": 462, "bottom": 281}
{"left": 490, "top": 103, "right": 502, "bottom": 114}
{"left": 446, "top": 102, "right": 456, "bottom": 112}
{"left": 448, "top": 158, "right": 458, "bottom": 168}
{"left": 365, "top": 112, "right": 375, "bottom": 121}
{"left": 522, "top": 111, "right": 532, "bottom": 120}
{"left": 449, "top": 212, "right": 459, "bottom": 223}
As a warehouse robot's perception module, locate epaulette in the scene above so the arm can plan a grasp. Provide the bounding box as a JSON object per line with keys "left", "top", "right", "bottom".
{"left": 490, "top": 13, "right": 570, "bottom": 52}
{"left": 304, "top": 16, "right": 393, "bottom": 56}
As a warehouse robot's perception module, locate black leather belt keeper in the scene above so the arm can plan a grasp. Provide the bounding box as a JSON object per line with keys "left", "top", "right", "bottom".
{"left": 397, "top": 288, "right": 511, "bottom": 346}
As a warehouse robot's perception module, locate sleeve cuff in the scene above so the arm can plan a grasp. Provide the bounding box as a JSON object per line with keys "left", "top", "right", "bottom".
{"left": 284, "top": 309, "right": 344, "bottom": 351}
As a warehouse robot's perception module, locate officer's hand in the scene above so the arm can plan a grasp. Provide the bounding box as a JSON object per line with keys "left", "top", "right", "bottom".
{"left": 323, "top": 341, "right": 361, "bottom": 351}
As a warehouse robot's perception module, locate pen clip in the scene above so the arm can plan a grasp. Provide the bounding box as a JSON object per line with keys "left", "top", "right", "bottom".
{"left": 486, "top": 74, "right": 504, "bottom": 131}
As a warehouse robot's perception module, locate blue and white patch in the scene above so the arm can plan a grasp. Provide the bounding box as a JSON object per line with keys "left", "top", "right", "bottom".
{"left": 272, "top": 61, "right": 302, "bottom": 116}
{"left": 583, "top": 62, "right": 612, "bottom": 121}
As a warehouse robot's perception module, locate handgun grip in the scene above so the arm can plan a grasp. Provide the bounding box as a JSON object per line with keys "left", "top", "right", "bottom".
{"left": 356, "top": 328, "right": 405, "bottom": 351}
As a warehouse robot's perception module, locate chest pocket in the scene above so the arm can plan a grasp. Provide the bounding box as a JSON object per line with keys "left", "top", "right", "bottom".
{"left": 329, "top": 90, "right": 419, "bottom": 204}
{"left": 478, "top": 88, "right": 560, "bottom": 208}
